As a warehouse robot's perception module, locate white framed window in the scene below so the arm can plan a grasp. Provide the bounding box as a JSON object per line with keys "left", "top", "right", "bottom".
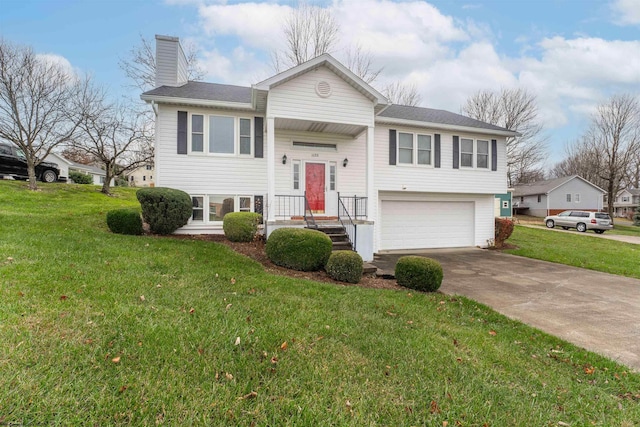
{"left": 191, "top": 114, "right": 204, "bottom": 152}
{"left": 292, "top": 161, "right": 300, "bottom": 190}
{"left": 398, "top": 132, "right": 413, "bottom": 164}
{"left": 329, "top": 162, "right": 336, "bottom": 191}
{"left": 239, "top": 118, "right": 252, "bottom": 155}
{"left": 145, "top": 164, "right": 153, "bottom": 170}
{"left": 398, "top": 132, "right": 433, "bottom": 166}
{"left": 622, "top": 196, "right": 630, "bottom": 202}
{"left": 502, "top": 201, "right": 509, "bottom": 209}
{"left": 575, "top": 193, "right": 581, "bottom": 203}
{"left": 460, "top": 138, "right": 474, "bottom": 167}
{"left": 192, "top": 196, "right": 204, "bottom": 221}
{"left": 208, "top": 194, "right": 235, "bottom": 221}
{"left": 188, "top": 113, "right": 253, "bottom": 156}
{"left": 239, "top": 196, "right": 252, "bottom": 212}
{"left": 477, "top": 139, "right": 489, "bottom": 169}
{"left": 566, "top": 193, "right": 572, "bottom": 202}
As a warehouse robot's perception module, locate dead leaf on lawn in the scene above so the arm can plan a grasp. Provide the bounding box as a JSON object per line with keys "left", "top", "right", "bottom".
{"left": 118, "top": 385, "right": 128, "bottom": 393}
{"left": 18, "top": 291, "right": 24, "bottom": 297}
{"left": 111, "top": 356, "right": 121, "bottom": 363}
{"left": 225, "top": 372, "right": 234, "bottom": 381}
{"left": 386, "top": 311, "right": 397, "bottom": 316}
{"left": 489, "top": 330, "right": 497, "bottom": 336}
{"left": 230, "top": 278, "right": 236, "bottom": 285}
{"left": 584, "top": 366, "right": 595, "bottom": 375}
{"left": 238, "top": 391, "right": 257, "bottom": 400}
{"left": 280, "top": 341, "right": 288, "bottom": 350}
{"left": 139, "top": 295, "right": 145, "bottom": 302}
{"left": 60, "top": 295, "right": 68, "bottom": 301}
{"left": 226, "top": 304, "right": 232, "bottom": 311}
{"left": 271, "top": 356, "right": 278, "bottom": 364}
{"left": 189, "top": 308, "right": 195, "bottom": 314}
{"left": 430, "top": 400, "right": 440, "bottom": 414}
{"left": 442, "top": 422, "right": 449, "bottom": 427}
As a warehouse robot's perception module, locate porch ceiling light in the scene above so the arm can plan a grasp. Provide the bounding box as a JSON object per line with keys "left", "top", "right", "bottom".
{"left": 282, "top": 154, "right": 287, "bottom": 165}
{"left": 343, "top": 158, "right": 348, "bottom": 167}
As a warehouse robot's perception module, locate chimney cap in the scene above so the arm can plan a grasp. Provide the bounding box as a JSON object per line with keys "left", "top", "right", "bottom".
{"left": 155, "top": 35, "right": 179, "bottom": 42}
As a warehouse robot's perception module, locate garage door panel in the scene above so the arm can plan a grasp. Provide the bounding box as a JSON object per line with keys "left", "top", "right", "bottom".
{"left": 381, "top": 201, "right": 474, "bottom": 250}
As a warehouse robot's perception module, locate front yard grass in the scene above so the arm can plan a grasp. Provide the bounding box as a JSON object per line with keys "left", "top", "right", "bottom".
{"left": 1, "top": 181, "right": 640, "bottom": 425}
{"left": 506, "top": 225, "right": 640, "bottom": 279}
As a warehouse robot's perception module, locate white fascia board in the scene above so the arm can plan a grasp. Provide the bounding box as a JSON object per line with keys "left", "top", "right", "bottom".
{"left": 375, "top": 117, "right": 520, "bottom": 138}
{"left": 140, "top": 94, "right": 255, "bottom": 111}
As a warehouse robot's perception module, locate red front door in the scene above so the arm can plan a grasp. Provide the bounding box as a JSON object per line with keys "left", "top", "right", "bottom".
{"left": 305, "top": 163, "right": 325, "bottom": 213}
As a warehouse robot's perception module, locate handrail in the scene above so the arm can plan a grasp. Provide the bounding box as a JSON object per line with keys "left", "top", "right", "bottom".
{"left": 273, "top": 194, "right": 317, "bottom": 229}
{"left": 304, "top": 192, "right": 317, "bottom": 229}
{"left": 337, "top": 194, "right": 357, "bottom": 251}
{"left": 338, "top": 194, "right": 368, "bottom": 219}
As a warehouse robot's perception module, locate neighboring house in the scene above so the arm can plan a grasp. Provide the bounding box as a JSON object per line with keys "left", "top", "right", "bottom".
{"left": 613, "top": 188, "right": 640, "bottom": 217}
{"left": 494, "top": 190, "right": 513, "bottom": 218}
{"left": 44, "top": 152, "right": 113, "bottom": 186}
{"left": 141, "top": 35, "right": 518, "bottom": 261}
{"left": 127, "top": 163, "right": 155, "bottom": 187}
{"left": 513, "top": 175, "right": 605, "bottom": 217}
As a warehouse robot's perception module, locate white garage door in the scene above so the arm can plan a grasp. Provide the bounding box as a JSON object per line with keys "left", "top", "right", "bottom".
{"left": 381, "top": 201, "right": 474, "bottom": 250}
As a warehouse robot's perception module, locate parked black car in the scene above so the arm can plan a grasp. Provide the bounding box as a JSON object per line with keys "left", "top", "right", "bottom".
{"left": 0, "top": 142, "right": 61, "bottom": 182}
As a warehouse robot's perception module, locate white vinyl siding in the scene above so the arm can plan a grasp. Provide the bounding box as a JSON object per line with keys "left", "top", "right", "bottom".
{"left": 268, "top": 66, "right": 374, "bottom": 127}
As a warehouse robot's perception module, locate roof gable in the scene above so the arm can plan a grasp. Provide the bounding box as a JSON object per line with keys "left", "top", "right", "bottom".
{"left": 513, "top": 175, "right": 605, "bottom": 197}
{"left": 253, "top": 53, "right": 388, "bottom": 106}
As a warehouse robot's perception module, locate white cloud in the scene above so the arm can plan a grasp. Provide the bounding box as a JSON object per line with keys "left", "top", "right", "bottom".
{"left": 611, "top": 0, "right": 640, "bottom": 25}
{"left": 35, "top": 53, "right": 78, "bottom": 78}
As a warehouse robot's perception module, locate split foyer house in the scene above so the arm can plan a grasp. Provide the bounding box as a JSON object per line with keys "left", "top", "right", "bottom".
{"left": 142, "top": 35, "right": 518, "bottom": 261}
{"left": 613, "top": 188, "right": 640, "bottom": 217}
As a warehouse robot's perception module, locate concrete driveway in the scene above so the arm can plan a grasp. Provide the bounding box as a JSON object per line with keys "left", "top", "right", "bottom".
{"left": 373, "top": 248, "right": 640, "bottom": 371}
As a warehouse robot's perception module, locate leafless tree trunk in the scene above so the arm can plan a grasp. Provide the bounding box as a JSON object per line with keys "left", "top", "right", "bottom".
{"left": 0, "top": 40, "right": 97, "bottom": 190}
{"left": 119, "top": 34, "right": 204, "bottom": 93}
{"left": 462, "top": 88, "right": 547, "bottom": 186}
{"left": 74, "top": 97, "right": 154, "bottom": 195}
{"left": 272, "top": 2, "right": 340, "bottom": 71}
{"left": 344, "top": 44, "right": 383, "bottom": 84}
{"left": 383, "top": 81, "right": 422, "bottom": 107}
{"left": 588, "top": 94, "right": 640, "bottom": 218}
{"left": 550, "top": 139, "right": 606, "bottom": 189}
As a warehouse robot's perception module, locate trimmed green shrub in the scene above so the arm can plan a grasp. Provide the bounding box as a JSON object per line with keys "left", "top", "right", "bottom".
{"left": 136, "top": 187, "right": 192, "bottom": 235}
{"left": 69, "top": 171, "right": 93, "bottom": 184}
{"left": 223, "top": 212, "right": 262, "bottom": 242}
{"left": 634, "top": 206, "right": 640, "bottom": 226}
{"left": 106, "top": 208, "right": 143, "bottom": 235}
{"left": 325, "top": 250, "right": 363, "bottom": 284}
{"left": 266, "top": 227, "right": 332, "bottom": 271}
{"left": 495, "top": 217, "right": 515, "bottom": 248}
{"left": 395, "top": 256, "right": 443, "bottom": 292}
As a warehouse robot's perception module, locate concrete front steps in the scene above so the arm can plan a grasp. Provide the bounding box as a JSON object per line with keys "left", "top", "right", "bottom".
{"left": 311, "top": 223, "right": 376, "bottom": 275}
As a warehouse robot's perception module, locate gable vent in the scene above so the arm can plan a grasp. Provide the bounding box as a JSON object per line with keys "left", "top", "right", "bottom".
{"left": 293, "top": 141, "right": 337, "bottom": 151}
{"left": 315, "top": 80, "right": 332, "bottom": 98}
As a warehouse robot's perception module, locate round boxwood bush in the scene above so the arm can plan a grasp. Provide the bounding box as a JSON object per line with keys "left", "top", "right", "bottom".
{"left": 136, "top": 187, "right": 192, "bottom": 235}
{"left": 106, "top": 208, "right": 143, "bottom": 235}
{"left": 266, "top": 228, "right": 332, "bottom": 271}
{"left": 395, "top": 256, "right": 443, "bottom": 292}
{"left": 69, "top": 171, "right": 93, "bottom": 184}
{"left": 325, "top": 250, "right": 363, "bottom": 284}
{"left": 223, "top": 212, "right": 262, "bottom": 242}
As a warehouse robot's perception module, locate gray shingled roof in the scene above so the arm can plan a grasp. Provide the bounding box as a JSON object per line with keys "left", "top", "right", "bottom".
{"left": 142, "top": 81, "right": 252, "bottom": 103}
{"left": 378, "top": 104, "right": 513, "bottom": 133}
{"left": 512, "top": 175, "right": 603, "bottom": 197}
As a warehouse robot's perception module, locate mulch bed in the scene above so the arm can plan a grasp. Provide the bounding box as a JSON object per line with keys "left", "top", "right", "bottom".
{"left": 171, "top": 234, "right": 403, "bottom": 291}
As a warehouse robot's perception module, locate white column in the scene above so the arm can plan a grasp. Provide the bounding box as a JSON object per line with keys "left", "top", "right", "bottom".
{"left": 366, "top": 125, "right": 375, "bottom": 221}
{"left": 267, "top": 117, "right": 276, "bottom": 222}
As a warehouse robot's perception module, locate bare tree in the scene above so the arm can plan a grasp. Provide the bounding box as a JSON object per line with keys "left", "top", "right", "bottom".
{"left": 272, "top": 2, "right": 340, "bottom": 71}
{"left": 462, "top": 88, "right": 547, "bottom": 187}
{"left": 119, "top": 34, "right": 205, "bottom": 92}
{"left": 549, "top": 139, "right": 606, "bottom": 189}
{"left": 0, "top": 40, "right": 97, "bottom": 190}
{"left": 75, "top": 96, "right": 153, "bottom": 195}
{"left": 383, "top": 81, "right": 422, "bottom": 107}
{"left": 344, "top": 44, "right": 383, "bottom": 84}
{"left": 586, "top": 94, "right": 640, "bottom": 217}
{"left": 61, "top": 146, "right": 96, "bottom": 165}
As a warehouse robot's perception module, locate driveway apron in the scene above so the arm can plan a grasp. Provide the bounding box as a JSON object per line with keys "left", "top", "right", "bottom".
{"left": 374, "top": 248, "right": 640, "bottom": 371}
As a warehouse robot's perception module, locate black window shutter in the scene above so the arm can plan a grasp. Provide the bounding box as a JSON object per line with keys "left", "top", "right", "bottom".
{"left": 254, "top": 117, "right": 264, "bottom": 158}
{"left": 254, "top": 195, "right": 264, "bottom": 223}
{"left": 434, "top": 134, "right": 441, "bottom": 168}
{"left": 491, "top": 139, "right": 497, "bottom": 171}
{"left": 453, "top": 135, "right": 459, "bottom": 169}
{"left": 389, "top": 129, "right": 397, "bottom": 165}
{"left": 177, "top": 111, "right": 188, "bottom": 155}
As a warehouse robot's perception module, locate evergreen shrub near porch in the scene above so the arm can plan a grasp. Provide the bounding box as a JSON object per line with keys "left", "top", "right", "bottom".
{"left": 395, "top": 256, "right": 443, "bottom": 292}
{"left": 136, "top": 187, "right": 192, "bottom": 235}
{"left": 325, "top": 250, "right": 363, "bottom": 284}
{"left": 223, "top": 212, "right": 262, "bottom": 242}
{"left": 106, "top": 208, "right": 143, "bottom": 235}
{"left": 266, "top": 228, "right": 332, "bottom": 271}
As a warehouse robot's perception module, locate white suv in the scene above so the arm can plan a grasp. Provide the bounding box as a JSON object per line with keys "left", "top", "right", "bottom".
{"left": 544, "top": 211, "right": 613, "bottom": 234}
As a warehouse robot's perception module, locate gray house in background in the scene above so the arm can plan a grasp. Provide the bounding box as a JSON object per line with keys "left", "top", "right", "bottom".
{"left": 513, "top": 175, "right": 605, "bottom": 217}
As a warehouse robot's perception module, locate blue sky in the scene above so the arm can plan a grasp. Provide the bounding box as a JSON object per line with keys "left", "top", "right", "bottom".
{"left": 2, "top": 0, "right": 640, "bottom": 169}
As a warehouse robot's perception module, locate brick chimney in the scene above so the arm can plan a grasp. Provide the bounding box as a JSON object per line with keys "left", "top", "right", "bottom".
{"left": 155, "top": 35, "right": 188, "bottom": 88}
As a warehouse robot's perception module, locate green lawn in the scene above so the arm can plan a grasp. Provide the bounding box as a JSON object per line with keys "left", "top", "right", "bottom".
{"left": 1, "top": 181, "right": 639, "bottom": 425}
{"left": 506, "top": 226, "right": 640, "bottom": 279}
